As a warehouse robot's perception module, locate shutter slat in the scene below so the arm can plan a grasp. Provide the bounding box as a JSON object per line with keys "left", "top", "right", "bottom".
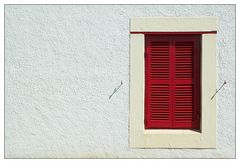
{"left": 149, "top": 42, "right": 170, "bottom": 80}
{"left": 150, "top": 83, "right": 170, "bottom": 122}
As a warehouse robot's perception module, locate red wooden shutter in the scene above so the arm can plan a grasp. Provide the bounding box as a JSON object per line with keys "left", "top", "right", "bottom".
{"left": 145, "top": 37, "right": 172, "bottom": 128}
{"left": 145, "top": 35, "right": 200, "bottom": 130}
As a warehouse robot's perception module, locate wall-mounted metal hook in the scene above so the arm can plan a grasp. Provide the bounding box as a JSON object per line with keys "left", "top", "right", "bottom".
{"left": 211, "top": 81, "right": 227, "bottom": 100}
{"left": 109, "top": 81, "right": 123, "bottom": 99}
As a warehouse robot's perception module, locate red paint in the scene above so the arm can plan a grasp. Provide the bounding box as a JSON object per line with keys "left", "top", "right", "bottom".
{"left": 131, "top": 31, "right": 217, "bottom": 35}
{"left": 145, "top": 35, "right": 201, "bottom": 130}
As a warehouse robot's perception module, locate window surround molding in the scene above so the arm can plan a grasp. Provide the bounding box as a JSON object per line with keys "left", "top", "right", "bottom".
{"left": 129, "top": 17, "right": 217, "bottom": 148}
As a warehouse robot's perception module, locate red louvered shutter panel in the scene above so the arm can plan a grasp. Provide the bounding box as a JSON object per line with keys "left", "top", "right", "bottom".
{"left": 145, "top": 37, "right": 172, "bottom": 128}
{"left": 145, "top": 35, "right": 200, "bottom": 130}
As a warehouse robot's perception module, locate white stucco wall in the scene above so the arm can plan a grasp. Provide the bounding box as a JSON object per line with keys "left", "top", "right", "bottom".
{"left": 5, "top": 5, "right": 235, "bottom": 158}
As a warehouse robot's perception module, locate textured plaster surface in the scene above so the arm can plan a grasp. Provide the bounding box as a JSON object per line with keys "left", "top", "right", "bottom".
{"left": 5, "top": 5, "right": 235, "bottom": 158}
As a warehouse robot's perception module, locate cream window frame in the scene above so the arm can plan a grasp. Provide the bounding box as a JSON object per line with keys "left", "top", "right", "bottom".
{"left": 129, "top": 17, "right": 217, "bottom": 148}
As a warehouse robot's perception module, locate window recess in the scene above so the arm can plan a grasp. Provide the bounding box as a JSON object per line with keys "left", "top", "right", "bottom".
{"left": 145, "top": 35, "right": 201, "bottom": 130}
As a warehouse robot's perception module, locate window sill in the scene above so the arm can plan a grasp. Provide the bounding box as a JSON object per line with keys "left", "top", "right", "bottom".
{"left": 131, "top": 128, "right": 214, "bottom": 148}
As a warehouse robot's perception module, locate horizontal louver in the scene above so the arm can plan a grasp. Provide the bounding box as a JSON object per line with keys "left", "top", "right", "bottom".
{"left": 150, "top": 84, "right": 170, "bottom": 121}
{"left": 175, "top": 42, "right": 193, "bottom": 79}
{"left": 174, "top": 84, "right": 193, "bottom": 122}
{"left": 149, "top": 42, "right": 170, "bottom": 79}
